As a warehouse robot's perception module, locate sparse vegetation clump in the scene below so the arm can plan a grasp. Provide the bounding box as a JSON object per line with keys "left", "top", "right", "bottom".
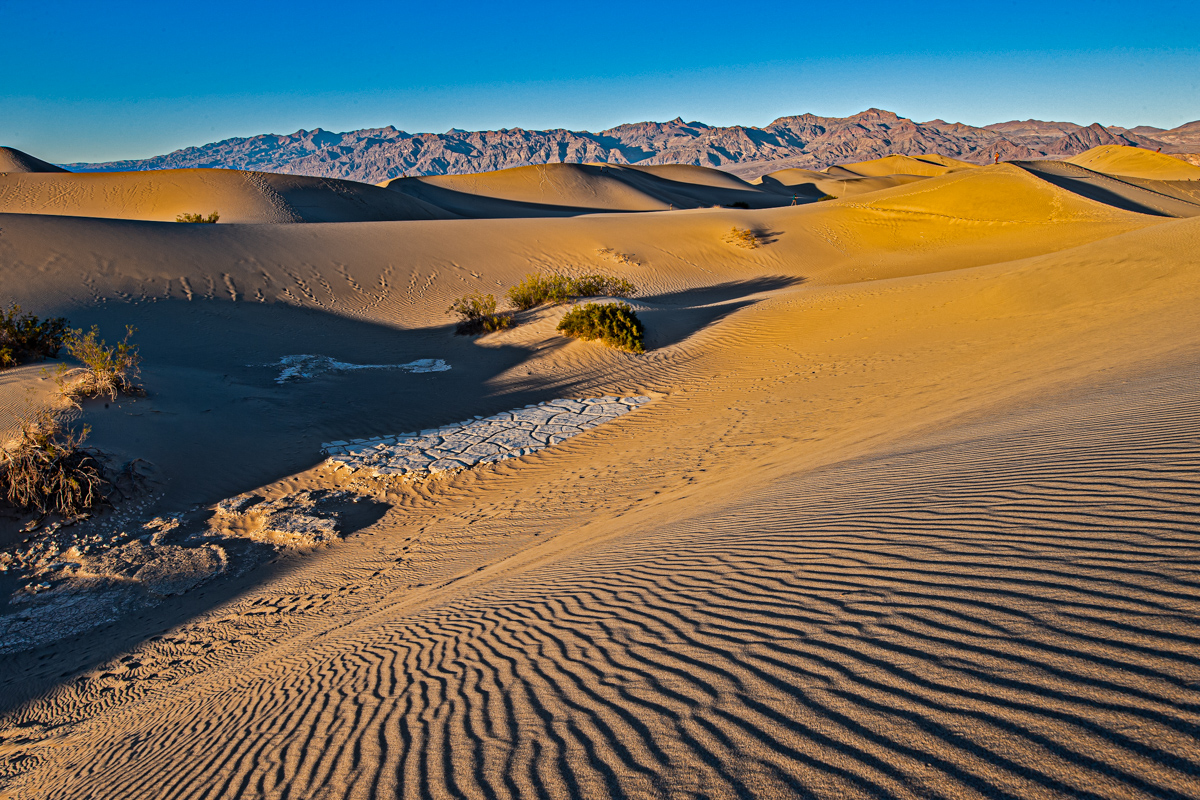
{"left": 507, "top": 273, "right": 636, "bottom": 311}
{"left": 57, "top": 326, "right": 143, "bottom": 403}
{"left": 596, "top": 248, "right": 644, "bottom": 267}
{"left": 448, "top": 293, "right": 513, "bottom": 335}
{"left": 723, "top": 227, "right": 761, "bottom": 249}
{"left": 176, "top": 211, "right": 220, "bottom": 223}
{"left": 556, "top": 302, "right": 645, "bottom": 353}
{"left": 0, "top": 304, "right": 69, "bottom": 369}
{"left": 817, "top": 194, "right": 837, "bottom": 202}
{"left": 1, "top": 410, "right": 108, "bottom": 517}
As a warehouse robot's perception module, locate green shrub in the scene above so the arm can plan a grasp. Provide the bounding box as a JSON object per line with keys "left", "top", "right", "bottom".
{"left": 176, "top": 211, "right": 220, "bottom": 223}
{"left": 507, "top": 273, "right": 636, "bottom": 311}
{"left": 723, "top": 227, "right": 760, "bottom": 249}
{"left": 448, "top": 293, "right": 513, "bottom": 335}
{"left": 817, "top": 194, "right": 837, "bottom": 202}
{"left": 0, "top": 305, "right": 69, "bottom": 369}
{"left": 58, "top": 325, "right": 143, "bottom": 402}
{"left": 1, "top": 410, "right": 108, "bottom": 517}
{"left": 556, "top": 302, "right": 645, "bottom": 353}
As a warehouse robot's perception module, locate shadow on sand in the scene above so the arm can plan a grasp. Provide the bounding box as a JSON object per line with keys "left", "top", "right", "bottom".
{"left": 0, "top": 273, "right": 806, "bottom": 709}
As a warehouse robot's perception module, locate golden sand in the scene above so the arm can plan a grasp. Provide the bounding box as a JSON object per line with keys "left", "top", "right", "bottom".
{"left": 0, "top": 145, "right": 1197, "bottom": 799}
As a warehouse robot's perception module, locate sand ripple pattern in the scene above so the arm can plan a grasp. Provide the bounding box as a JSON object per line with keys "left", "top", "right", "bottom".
{"left": 6, "top": 380, "right": 1200, "bottom": 799}
{"left": 324, "top": 396, "right": 651, "bottom": 477}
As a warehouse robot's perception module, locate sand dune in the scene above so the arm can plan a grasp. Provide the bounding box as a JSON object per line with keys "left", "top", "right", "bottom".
{"left": 382, "top": 162, "right": 788, "bottom": 217}
{"left": 0, "top": 168, "right": 452, "bottom": 223}
{"left": 756, "top": 154, "right": 978, "bottom": 201}
{"left": 1068, "top": 144, "right": 1200, "bottom": 180}
{"left": 823, "top": 153, "right": 974, "bottom": 178}
{"left": 0, "top": 147, "right": 68, "bottom": 174}
{"left": 757, "top": 169, "right": 928, "bottom": 199}
{"left": 1013, "top": 159, "right": 1200, "bottom": 217}
{"left": 1, "top": 141, "right": 1198, "bottom": 799}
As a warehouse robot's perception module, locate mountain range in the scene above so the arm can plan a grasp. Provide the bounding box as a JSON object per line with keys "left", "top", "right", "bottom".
{"left": 62, "top": 109, "right": 1200, "bottom": 183}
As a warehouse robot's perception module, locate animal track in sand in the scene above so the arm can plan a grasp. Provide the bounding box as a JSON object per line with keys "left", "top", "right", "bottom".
{"left": 324, "top": 396, "right": 652, "bottom": 477}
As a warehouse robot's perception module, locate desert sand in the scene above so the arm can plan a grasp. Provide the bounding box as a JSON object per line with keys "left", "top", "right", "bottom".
{"left": 0, "top": 145, "right": 1198, "bottom": 799}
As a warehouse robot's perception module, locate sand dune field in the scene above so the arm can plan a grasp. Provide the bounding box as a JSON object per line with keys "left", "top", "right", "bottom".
{"left": 0, "top": 145, "right": 1198, "bottom": 799}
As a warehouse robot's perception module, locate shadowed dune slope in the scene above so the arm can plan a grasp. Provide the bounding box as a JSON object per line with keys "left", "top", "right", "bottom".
{"left": 0, "top": 168, "right": 453, "bottom": 223}
{"left": 0, "top": 147, "right": 68, "bottom": 174}
{"left": 1068, "top": 144, "right": 1200, "bottom": 180}
{"left": 1, "top": 196, "right": 1197, "bottom": 798}
{"left": 382, "top": 162, "right": 788, "bottom": 217}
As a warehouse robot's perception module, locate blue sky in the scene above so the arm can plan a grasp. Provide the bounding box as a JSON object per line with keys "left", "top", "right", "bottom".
{"left": 3, "top": 0, "right": 1198, "bottom": 163}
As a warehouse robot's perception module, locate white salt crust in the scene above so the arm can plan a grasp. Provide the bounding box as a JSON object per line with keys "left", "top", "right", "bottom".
{"left": 264, "top": 355, "right": 451, "bottom": 383}
{"left": 323, "top": 396, "right": 651, "bottom": 477}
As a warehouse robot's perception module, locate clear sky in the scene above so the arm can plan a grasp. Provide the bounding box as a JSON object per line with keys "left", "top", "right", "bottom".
{"left": 3, "top": 0, "right": 1198, "bottom": 163}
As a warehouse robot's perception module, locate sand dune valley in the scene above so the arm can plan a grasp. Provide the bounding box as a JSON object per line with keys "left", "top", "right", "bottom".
{"left": 2, "top": 134, "right": 1200, "bottom": 800}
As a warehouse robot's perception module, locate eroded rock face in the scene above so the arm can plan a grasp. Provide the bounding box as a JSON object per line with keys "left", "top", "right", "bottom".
{"left": 324, "top": 396, "right": 651, "bottom": 477}
{"left": 64, "top": 110, "right": 1189, "bottom": 181}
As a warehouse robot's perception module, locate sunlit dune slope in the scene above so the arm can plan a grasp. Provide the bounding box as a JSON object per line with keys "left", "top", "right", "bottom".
{"left": 382, "top": 162, "right": 787, "bottom": 217}
{"left": 0, "top": 146, "right": 68, "bottom": 174}
{"left": 0, "top": 168, "right": 454, "bottom": 223}
{"left": 1068, "top": 144, "right": 1200, "bottom": 180}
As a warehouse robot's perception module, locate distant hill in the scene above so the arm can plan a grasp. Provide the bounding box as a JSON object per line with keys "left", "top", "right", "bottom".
{"left": 58, "top": 109, "right": 1197, "bottom": 183}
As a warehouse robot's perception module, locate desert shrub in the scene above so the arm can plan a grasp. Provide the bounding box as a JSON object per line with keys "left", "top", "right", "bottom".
{"left": 556, "top": 302, "right": 645, "bottom": 353}
{"left": 1, "top": 410, "right": 108, "bottom": 516}
{"left": 507, "top": 274, "right": 574, "bottom": 310}
{"left": 0, "top": 305, "right": 69, "bottom": 369}
{"left": 507, "top": 273, "right": 637, "bottom": 311}
{"left": 58, "top": 325, "right": 143, "bottom": 402}
{"left": 596, "top": 248, "right": 644, "bottom": 267}
{"left": 723, "top": 227, "right": 760, "bottom": 249}
{"left": 817, "top": 194, "right": 837, "bottom": 202}
{"left": 176, "top": 211, "right": 220, "bottom": 223}
{"left": 448, "top": 293, "right": 513, "bottom": 335}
